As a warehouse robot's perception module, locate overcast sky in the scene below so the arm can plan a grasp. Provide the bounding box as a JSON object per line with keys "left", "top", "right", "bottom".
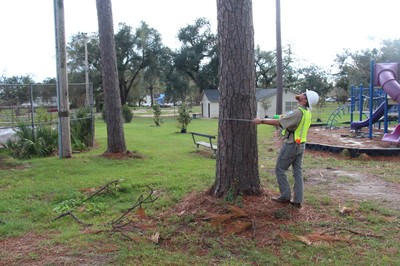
{"left": 1, "top": 0, "right": 400, "bottom": 82}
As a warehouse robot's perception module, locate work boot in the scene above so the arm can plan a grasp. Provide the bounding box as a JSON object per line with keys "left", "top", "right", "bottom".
{"left": 271, "top": 197, "right": 291, "bottom": 204}
{"left": 290, "top": 201, "right": 302, "bottom": 209}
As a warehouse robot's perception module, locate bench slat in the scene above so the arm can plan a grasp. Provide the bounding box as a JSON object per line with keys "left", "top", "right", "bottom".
{"left": 190, "top": 132, "right": 218, "bottom": 155}
{"left": 196, "top": 141, "right": 217, "bottom": 150}
{"left": 190, "top": 132, "right": 216, "bottom": 139}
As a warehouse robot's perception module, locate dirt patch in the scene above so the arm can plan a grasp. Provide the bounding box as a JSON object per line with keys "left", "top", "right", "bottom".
{"left": 304, "top": 127, "right": 400, "bottom": 212}
{"left": 101, "top": 150, "right": 145, "bottom": 160}
{"left": 0, "top": 232, "right": 117, "bottom": 265}
{"left": 161, "top": 190, "right": 334, "bottom": 248}
{"left": 306, "top": 168, "right": 400, "bottom": 211}
{"left": 0, "top": 154, "right": 27, "bottom": 170}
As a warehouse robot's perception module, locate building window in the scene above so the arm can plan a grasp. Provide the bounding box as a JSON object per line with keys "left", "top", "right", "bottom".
{"left": 285, "top": 102, "right": 297, "bottom": 112}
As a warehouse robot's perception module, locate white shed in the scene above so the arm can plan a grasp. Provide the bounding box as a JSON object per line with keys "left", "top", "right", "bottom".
{"left": 200, "top": 88, "right": 299, "bottom": 118}
{"left": 200, "top": 89, "right": 220, "bottom": 118}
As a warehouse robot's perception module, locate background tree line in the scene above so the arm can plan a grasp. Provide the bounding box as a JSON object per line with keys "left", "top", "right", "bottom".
{"left": 2, "top": 18, "right": 400, "bottom": 109}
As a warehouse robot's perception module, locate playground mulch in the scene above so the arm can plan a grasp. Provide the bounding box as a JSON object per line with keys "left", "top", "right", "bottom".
{"left": 307, "top": 126, "right": 394, "bottom": 150}
{"left": 306, "top": 126, "right": 400, "bottom": 161}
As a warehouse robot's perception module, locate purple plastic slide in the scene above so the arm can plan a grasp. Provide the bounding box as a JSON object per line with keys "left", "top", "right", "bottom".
{"left": 350, "top": 102, "right": 386, "bottom": 129}
{"left": 350, "top": 63, "right": 400, "bottom": 130}
{"left": 382, "top": 124, "right": 400, "bottom": 143}
{"left": 375, "top": 63, "right": 400, "bottom": 103}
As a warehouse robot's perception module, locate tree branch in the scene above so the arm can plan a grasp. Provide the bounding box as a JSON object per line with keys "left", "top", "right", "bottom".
{"left": 322, "top": 227, "right": 383, "bottom": 238}
{"left": 52, "top": 210, "right": 92, "bottom": 226}
{"left": 112, "top": 185, "right": 158, "bottom": 226}
{"left": 85, "top": 179, "right": 121, "bottom": 201}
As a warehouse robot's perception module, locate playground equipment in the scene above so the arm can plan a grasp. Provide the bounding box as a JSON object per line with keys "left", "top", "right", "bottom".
{"left": 382, "top": 124, "right": 400, "bottom": 144}
{"left": 325, "top": 98, "right": 366, "bottom": 129}
{"left": 327, "top": 60, "right": 400, "bottom": 141}
{"left": 357, "top": 61, "right": 400, "bottom": 139}
{"left": 350, "top": 98, "right": 395, "bottom": 129}
{"left": 309, "top": 61, "right": 400, "bottom": 157}
{"left": 325, "top": 83, "right": 388, "bottom": 129}
{"left": 350, "top": 61, "right": 400, "bottom": 137}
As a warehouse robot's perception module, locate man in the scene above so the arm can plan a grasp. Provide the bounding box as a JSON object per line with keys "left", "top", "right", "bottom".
{"left": 252, "top": 90, "right": 319, "bottom": 209}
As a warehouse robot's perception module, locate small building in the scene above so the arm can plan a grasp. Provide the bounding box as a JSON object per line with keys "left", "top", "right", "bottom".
{"left": 200, "top": 88, "right": 299, "bottom": 118}
{"left": 200, "top": 89, "right": 220, "bottom": 118}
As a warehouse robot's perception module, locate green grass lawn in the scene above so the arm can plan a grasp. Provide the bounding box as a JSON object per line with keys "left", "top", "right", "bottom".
{"left": 0, "top": 114, "right": 399, "bottom": 265}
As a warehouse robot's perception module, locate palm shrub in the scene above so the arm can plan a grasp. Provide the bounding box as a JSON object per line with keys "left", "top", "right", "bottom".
{"left": 3, "top": 123, "right": 58, "bottom": 159}
{"left": 34, "top": 125, "right": 58, "bottom": 156}
{"left": 176, "top": 103, "right": 192, "bottom": 133}
{"left": 70, "top": 107, "right": 93, "bottom": 150}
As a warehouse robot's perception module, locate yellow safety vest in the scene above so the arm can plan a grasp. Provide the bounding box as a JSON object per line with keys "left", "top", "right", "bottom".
{"left": 282, "top": 107, "right": 311, "bottom": 144}
{"left": 294, "top": 107, "right": 311, "bottom": 144}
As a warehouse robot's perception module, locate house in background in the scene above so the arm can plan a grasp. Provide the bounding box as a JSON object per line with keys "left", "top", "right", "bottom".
{"left": 200, "top": 89, "right": 220, "bottom": 118}
{"left": 200, "top": 88, "right": 299, "bottom": 118}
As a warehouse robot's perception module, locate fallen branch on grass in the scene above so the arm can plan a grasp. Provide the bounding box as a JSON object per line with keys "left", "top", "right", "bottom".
{"left": 84, "top": 179, "right": 122, "bottom": 201}
{"left": 207, "top": 205, "right": 253, "bottom": 235}
{"left": 322, "top": 227, "right": 384, "bottom": 238}
{"left": 52, "top": 210, "right": 92, "bottom": 226}
{"left": 112, "top": 185, "right": 158, "bottom": 227}
{"left": 279, "top": 231, "right": 352, "bottom": 246}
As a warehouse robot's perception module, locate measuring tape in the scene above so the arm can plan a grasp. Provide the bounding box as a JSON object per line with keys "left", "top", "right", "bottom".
{"left": 220, "top": 118, "right": 253, "bottom": 122}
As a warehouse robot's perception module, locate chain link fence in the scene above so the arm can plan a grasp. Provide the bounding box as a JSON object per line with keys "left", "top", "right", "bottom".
{"left": 0, "top": 83, "right": 94, "bottom": 147}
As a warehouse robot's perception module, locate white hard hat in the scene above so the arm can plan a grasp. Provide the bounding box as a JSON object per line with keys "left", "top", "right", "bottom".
{"left": 306, "top": 89, "right": 319, "bottom": 110}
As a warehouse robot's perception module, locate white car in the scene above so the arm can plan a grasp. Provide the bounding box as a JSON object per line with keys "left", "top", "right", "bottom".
{"left": 325, "top": 97, "right": 336, "bottom": 102}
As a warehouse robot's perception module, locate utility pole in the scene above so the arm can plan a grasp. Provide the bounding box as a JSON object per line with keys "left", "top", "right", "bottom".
{"left": 54, "top": 0, "right": 72, "bottom": 158}
{"left": 275, "top": 0, "right": 283, "bottom": 115}
{"left": 84, "top": 33, "right": 90, "bottom": 106}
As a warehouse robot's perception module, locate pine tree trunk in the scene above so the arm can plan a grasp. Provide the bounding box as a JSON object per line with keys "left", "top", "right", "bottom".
{"left": 212, "top": 0, "right": 261, "bottom": 198}
{"left": 96, "top": 0, "right": 126, "bottom": 153}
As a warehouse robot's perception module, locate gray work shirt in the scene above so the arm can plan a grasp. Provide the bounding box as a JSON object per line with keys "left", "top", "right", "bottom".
{"left": 278, "top": 107, "right": 303, "bottom": 144}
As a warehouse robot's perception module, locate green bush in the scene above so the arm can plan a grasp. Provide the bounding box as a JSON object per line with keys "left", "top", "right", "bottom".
{"left": 122, "top": 104, "right": 133, "bottom": 123}
{"left": 176, "top": 104, "right": 192, "bottom": 133}
{"left": 35, "top": 107, "right": 56, "bottom": 124}
{"left": 102, "top": 104, "right": 133, "bottom": 123}
{"left": 153, "top": 103, "right": 163, "bottom": 126}
{"left": 70, "top": 107, "right": 93, "bottom": 151}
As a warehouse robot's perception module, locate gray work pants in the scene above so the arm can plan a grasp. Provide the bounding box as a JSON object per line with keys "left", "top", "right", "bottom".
{"left": 274, "top": 142, "right": 306, "bottom": 203}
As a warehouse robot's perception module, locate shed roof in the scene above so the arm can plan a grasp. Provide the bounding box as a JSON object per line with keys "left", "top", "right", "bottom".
{"left": 256, "top": 88, "right": 276, "bottom": 101}
{"left": 202, "top": 89, "right": 220, "bottom": 102}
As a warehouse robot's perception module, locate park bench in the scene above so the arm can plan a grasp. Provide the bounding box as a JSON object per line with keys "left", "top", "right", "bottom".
{"left": 190, "top": 132, "right": 217, "bottom": 155}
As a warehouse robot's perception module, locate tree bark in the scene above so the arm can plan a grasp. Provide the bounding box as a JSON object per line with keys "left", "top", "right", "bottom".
{"left": 212, "top": 0, "right": 261, "bottom": 198}
{"left": 96, "top": 0, "right": 126, "bottom": 153}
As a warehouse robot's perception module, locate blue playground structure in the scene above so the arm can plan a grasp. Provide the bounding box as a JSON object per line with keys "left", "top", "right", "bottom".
{"left": 326, "top": 60, "right": 400, "bottom": 143}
